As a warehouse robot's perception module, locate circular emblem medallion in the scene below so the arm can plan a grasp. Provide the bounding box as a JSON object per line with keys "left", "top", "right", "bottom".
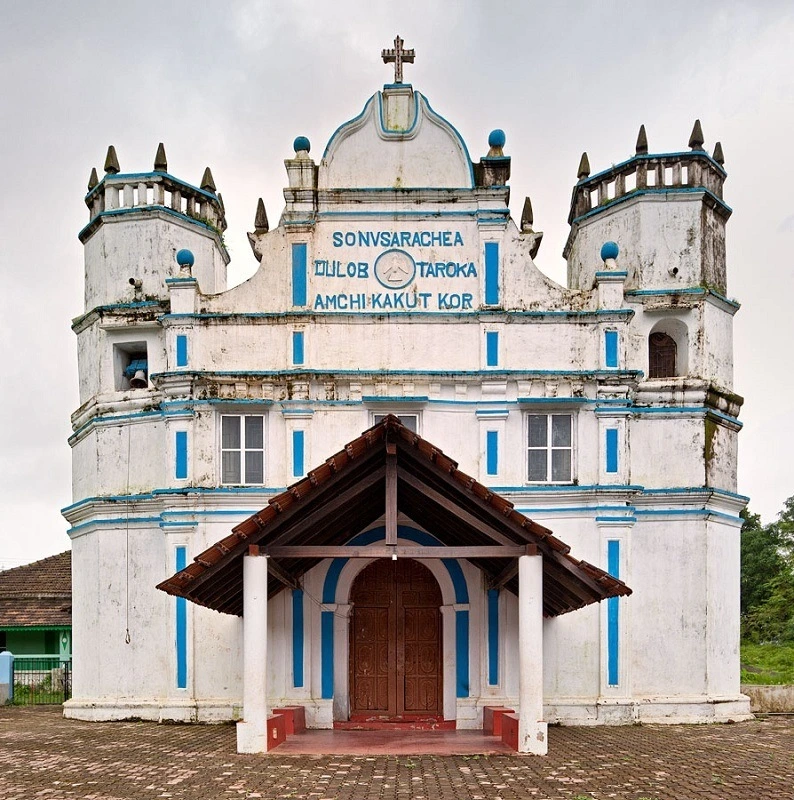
{"left": 374, "top": 249, "right": 416, "bottom": 290}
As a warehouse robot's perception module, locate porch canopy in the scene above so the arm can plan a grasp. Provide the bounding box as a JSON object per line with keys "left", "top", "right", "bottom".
{"left": 157, "top": 415, "right": 630, "bottom": 615}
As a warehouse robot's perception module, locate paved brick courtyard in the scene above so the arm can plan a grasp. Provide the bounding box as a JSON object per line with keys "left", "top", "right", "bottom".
{"left": 0, "top": 706, "right": 791, "bottom": 799}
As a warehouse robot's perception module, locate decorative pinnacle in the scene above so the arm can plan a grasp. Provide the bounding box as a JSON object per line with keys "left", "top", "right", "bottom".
{"left": 87, "top": 167, "right": 99, "bottom": 191}
{"left": 689, "top": 119, "right": 705, "bottom": 150}
{"left": 520, "top": 196, "right": 534, "bottom": 231}
{"left": 577, "top": 152, "right": 590, "bottom": 180}
{"left": 217, "top": 192, "right": 225, "bottom": 214}
{"left": 255, "top": 198, "right": 269, "bottom": 233}
{"left": 635, "top": 124, "right": 648, "bottom": 155}
{"left": 154, "top": 142, "right": 167, "bottom": 172}
{"left": 381, "top": 34, "right": 415, "bottom": 84}
{"left": 200, "top": 167, "right": 216, "bottom": 193}
{"left": 104, "top": 145, "right": 120, "bottom": 174}
{"left": 713, "top": 141, "right": 725, "bottom": 166}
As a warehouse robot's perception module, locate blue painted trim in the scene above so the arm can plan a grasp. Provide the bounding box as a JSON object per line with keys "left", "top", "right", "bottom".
{"left": 292, "top": 430, "right": 305, "bottom": 477}
{"left": 456, "top": 610, "right": 470, "bottom": 697}
{"left": 292, "top": 243, "right": 308, "bottom": 307}
{"left": 152, "top": 367, "right": 642, "bottom": 379}
{"left": 634, "top": 508, "right": 742, "bottom": 522}
{"left": 79, "top": 205, "right": 226, "bottom": 245}
{"left": 292, "top": 589, "right": 304, "bottom": 688}
{"left": 292, "top": 331, "right": 305, "bottom": 366}
{"left": 321, "top": 525, "right": 469, "bottom": 605}
{"left": 321, "top": 611, "right": 334, "bottom": 699}
{"left": 322, "top": 95, "right": 376, "bottom": 160}
{"left": 571, "top": 187, "right": 731, "bottom": 226}
{"left": 176, "top": 335, "right": 188, "bottom": 368}
{"left": 487, "top": 589, "right": 499, "bottom": 686}
{"left": 626, "top": 287, "right": 740, "bottom": 310}
{"left": 580, "top": 151, "right": 727, "bottom": 185}
{"left": 484, "top": 242, "right": 499, "bottom": 305}
{"left": 362, "top": 396, "right": 429, "bottom": 403}
{"left": 595, "top": 271, "right": 628, "bottom": 279}
{"left": 158, "top": 308, "right": 633, "bottom": 322}
{"left": 596, "top": 516, "right": 637, "bottom": 524}
{"left": 486, "top": 331, "right": 499, "bottom": 367}
{"left": 165, "top": 277, "right": 198, "bottom": 285}
{"left": 376, "top": 89, "right": 420, "bottom": 135}
{"left": 315, "top": 209, "right": 508, "bottom": 219}
{"left": 605, "top": 330, "right": 618, "bottom": 368}
{"left": 476, "top": 408, "right": 509, "bottom": 417}
{"left": 175, "top": 546, "right": 187, "bottom": 689}
{"left": 606, "top": 429, "right": 619, "bottom": 473}
{"left": 486, "top": 430, "right": 498, "bottom": 476}
{"left": 607, "top": 540, "right": 620, "bottom": 686}
{"left": 175, "top": 431, "right": 188, "bottom": 480}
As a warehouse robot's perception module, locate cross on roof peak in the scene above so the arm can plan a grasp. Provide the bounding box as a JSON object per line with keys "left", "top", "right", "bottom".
{"left": 381, "top": 35, "right": 415, "bottom": 84}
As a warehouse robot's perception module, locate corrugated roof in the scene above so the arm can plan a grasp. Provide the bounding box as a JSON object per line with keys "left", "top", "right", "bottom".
{"left": 158, "top": 416, "right": 631, "bottom": 616}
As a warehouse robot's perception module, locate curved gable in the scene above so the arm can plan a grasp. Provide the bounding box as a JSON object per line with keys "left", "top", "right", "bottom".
{"left": 319, "top": 91, "right": 474, "bottom": 190}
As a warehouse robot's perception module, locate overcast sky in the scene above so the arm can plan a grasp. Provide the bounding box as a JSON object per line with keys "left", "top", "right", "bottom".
{"left": 1, "top": 1, "right": 792, "bottom": 568}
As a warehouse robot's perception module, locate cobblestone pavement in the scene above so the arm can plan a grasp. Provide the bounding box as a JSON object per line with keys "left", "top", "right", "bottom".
{"left": 0, "top": 706, "right": 792, "bottom": 800}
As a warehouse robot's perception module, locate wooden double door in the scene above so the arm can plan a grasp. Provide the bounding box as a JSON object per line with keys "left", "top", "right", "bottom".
{"left": 349, "top": 558, "right": 442, "bottom": 717}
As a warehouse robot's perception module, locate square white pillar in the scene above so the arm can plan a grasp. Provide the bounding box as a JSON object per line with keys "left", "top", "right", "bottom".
{"left": 518, "top": 553, "right": 548, "bottom": 754}
{"left": 237, "top": 551, "right": 269, "bottom": 754}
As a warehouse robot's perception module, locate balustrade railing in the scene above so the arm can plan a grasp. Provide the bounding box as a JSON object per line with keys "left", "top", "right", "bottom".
{"left": 569, "top": 152, "right": 726, "bottom": 223}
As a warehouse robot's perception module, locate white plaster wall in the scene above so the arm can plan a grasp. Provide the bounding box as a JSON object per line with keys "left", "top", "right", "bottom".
{"left": 630, "top": 417, "right": 704, "bottom": 489}
{"left": 83, "top": 213, "right": 226, "bottom": 310}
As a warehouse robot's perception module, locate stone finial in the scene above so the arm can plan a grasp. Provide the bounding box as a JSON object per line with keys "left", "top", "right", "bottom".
{"left": 635, "top": 124, "right": 648, "bottom": 155}
{"left": 255, "top": 198, "right": 269, "bottom": 233}
{"left": 88, "top": 167, "right": 99, "bottom": 191}
{"left": 104, "top": 145, "right": 120, "bottom": 174}
{"left": 200, "top": 167, "right": 216, "bottom": 193}
{"left": 154, "top": 142, "right": 167, "bottom": 172}
{"left": 520, "top": 196, "right": 534, "bottom": 231}
{"left": 577, "top": 152, "right": 590, "bottom": 180}
{"left": 713, "top": 141, "right": 725, "bottom": 166}
{"left": 689, "top": 119, "right": 705, "bottom": 151}
{"left": 293, "top": 136, "right": 311, "bottom": 157}
{"left": 487, "top": 129, "right": 506, "bottom": 157}
{"left": 176, "top": 248, "right": 194, "bottom": 276}
{"left": 217, "top": 191, "right": 226, "bottom": 214}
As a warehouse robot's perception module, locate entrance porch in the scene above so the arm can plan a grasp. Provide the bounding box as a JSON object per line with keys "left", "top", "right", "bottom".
{"left": 157, "top": 416, "right": 630, "bottom": 755}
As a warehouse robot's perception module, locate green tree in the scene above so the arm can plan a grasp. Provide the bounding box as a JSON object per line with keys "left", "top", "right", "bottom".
{"left": 741, "top": 499, "right": 794, "bottom": 643}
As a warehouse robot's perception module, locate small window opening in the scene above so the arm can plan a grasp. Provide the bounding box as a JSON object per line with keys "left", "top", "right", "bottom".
{"left": 648, "top": 332, "right": 677, "bottom": 378}
{"left": 114, "top": 342, "right": 149, "bottom": 390}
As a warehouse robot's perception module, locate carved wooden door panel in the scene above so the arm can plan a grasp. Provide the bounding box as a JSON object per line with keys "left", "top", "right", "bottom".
{"left": 350, "top": 558, "right": 442, "bottom": 717}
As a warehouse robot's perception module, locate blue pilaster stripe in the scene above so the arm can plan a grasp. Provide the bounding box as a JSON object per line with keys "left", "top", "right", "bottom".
{"left": 292, "top": 243, "right": 308, "bottom": 306}
{"left": 292, "top": 589, "right": 304, "bottom": 688}
{"left": 176, "top": 334, "right": 188, "bottom": 367}
{"left": 321, "top": 610, "right": 334, "bottom": 698}
{"left": 456, "top": 610, "right": 470, "bottom": 697}
{"left": 486, "top": 430, "right": 498, "bottom": 476}
{"left": 605, "top": 330, "right": 618, "bottom": 368}
{"left": 484, "top": 242, "right": 499, "bottom": 305}
{"left": 606, "top": 428, "right": 618, "bottom": 473}
{"left": 607, "top": 540, "right": 620, "bottom": 686}
{"left": 486, "top": 331, "right": 499, "bottom": 366}
{"left": 175, "top": 431, "right": 188, "bottom": 480}
{"left": 292, "top": 331, "right": 304, "bottom": 366}
{"left": 487, "top": 588, "right": 499, "bottom": 686}
{"left": 292, "top": 430, "right": 305, "bottom": 477}
{"left": 175, "top": 546, "right": 187, "bottom": 689}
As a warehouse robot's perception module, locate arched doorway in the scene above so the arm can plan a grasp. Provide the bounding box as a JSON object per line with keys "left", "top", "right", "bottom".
{"left": 349, "top": 558, "right": 442, "bottom": 718}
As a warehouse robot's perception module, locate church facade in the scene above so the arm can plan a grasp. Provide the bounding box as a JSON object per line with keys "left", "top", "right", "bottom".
{"left": 63, "top": 42, "right": 751, "bottom": 749}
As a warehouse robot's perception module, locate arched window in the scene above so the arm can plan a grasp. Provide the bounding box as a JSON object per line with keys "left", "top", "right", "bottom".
{"left": 648, "top": 332, "right": 677, "bottom": 378}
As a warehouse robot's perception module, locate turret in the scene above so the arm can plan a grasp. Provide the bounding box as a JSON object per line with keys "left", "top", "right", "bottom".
{"left": 79, "top": 144, "right": 229, "bottom": 311}
{"left": 564, "top": 121, "right": 730, "bottom": 294}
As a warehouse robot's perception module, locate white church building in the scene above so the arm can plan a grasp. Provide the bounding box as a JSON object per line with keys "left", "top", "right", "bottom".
{"left": 63, "top": 40, "right": 751, "bottom": 753}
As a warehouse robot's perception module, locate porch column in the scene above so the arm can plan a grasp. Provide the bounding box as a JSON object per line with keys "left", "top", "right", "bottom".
{"left": 236, "top": 550, "right": 269, "bottom": 753}
{"left": 518, "top": 553, "right": 548, "bottom": 754}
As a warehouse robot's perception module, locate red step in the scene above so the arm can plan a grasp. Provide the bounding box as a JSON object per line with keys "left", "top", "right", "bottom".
{"left": 335, "top": 714, "right": 455, "bottom": 731}
{"left": 483, "top": 706, "right": 515, "bottom": 736}
{"left": 272, "top": 706, "right": 306, "bottom": 735}
{"left": 266, "top": 714, "right": 286, "bottom": 750}
{"left": 500, "top": 712, "right": 520, "bottom": 751}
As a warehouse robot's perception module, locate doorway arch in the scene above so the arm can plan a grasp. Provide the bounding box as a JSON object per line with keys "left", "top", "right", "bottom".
{"left": 349, "top": 558, "right": 443, "bottom": 717}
